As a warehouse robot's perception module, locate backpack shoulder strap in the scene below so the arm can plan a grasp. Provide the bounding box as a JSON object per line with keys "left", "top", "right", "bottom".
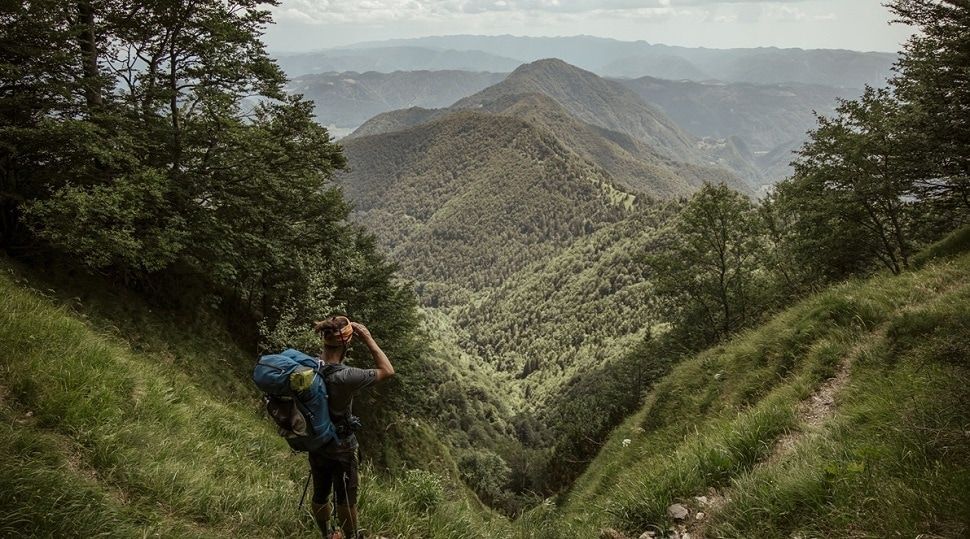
{"left": 318, "top": 362, "right": 343, "bottom": 381}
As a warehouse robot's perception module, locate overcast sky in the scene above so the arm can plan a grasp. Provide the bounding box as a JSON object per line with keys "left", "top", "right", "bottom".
{"left": 264, "top": 0, "right": 915, "bottom": 53}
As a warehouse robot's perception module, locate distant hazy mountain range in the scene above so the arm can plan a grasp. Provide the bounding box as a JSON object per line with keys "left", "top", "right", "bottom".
{"left": 345, "top": 59, "right": 756, "bottom": 194}
{"left": 287, "top": 70, "right": 507, "bottom": 128}
{"left": 278, "top": 35, "right": 871, "bottom": 182}
{"left": 277, "top": 34, "right": 896, "bottom": 88}
{"left": 294, "top": 69, "right": 841, "bottom": 180}
{"left": 617, "top": 77, "right": 845, "bottom": 153}
{"left": 277, "top": 46, "right": 521, "bottom": 76}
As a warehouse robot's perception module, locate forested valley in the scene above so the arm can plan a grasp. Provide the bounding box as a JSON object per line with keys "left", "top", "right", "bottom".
{"left": 1, "top": 1, "right": 968, "bottom": 538}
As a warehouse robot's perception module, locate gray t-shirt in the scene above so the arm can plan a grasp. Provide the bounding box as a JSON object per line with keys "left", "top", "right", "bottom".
{"left": 320, "top": 362, "right": 377, "bottom": 458}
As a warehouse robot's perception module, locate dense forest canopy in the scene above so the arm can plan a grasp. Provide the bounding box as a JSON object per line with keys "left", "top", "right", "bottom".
{"left": 0, "top": 0, "right": 420, "bottom": 352}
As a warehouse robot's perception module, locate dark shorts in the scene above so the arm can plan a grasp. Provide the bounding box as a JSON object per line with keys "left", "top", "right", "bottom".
{"left": 309, "top": 448, "right": 359, "bottom": 506}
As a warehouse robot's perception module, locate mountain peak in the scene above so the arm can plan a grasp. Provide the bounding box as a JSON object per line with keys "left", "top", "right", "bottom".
{"left": 512, "top": 57, "right": 576, "bottom": 71}
{"left": 507, "top": 57, "right": 600, "bottom": 82}
{"left": 454, "top": 57, "right": 699, "bottom": 163}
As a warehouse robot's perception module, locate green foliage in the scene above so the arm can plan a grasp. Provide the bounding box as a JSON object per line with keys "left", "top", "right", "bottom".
{"left": 552, "top": 251, "right": 970, "bottom": 539}
{"left": 0, "top": 262, "right": 316, "bottom": 536}
{"left": 771, "top": 2, "right": 970, "bottom": 287}
{"left": 399, "top": 469, "right": 446, "bottom": 514}
{"left": 710, "top": 280, "right": 970, "bottom": 539}
{"left": 911, "top": 224, "right": 970, "bottom": 268}
{"left": 454, "top": 208, "right": 672, "bottom": 382}
{"left": 538, "top": 334, "right": 677, "bottom": 493}
{"left": 0, "top": 0, "right": 422, "bottom": 361}
{"left": 649, "top": 184, "right": 772, "bottom": 348}
{"left": 26, "top": 169, "right": 186, "bottom": 272}
{"left": 777, "top": 88, "right": 922, "bottom": 279}
{"left": 889, "top": 0, "right": 970, "bottom": 221}
{"left": 458, "top": 450, "right": 512, "bottom": 506}
{"left": 343, "top": 110, "right": 634, "bottom": 307}
{"left": 0, "top": 260, "right": 512, "bottom": 538}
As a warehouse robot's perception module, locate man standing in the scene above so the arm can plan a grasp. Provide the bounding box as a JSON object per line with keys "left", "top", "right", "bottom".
{"left": 310, "top": 316, "right": 395, "bottom": 539}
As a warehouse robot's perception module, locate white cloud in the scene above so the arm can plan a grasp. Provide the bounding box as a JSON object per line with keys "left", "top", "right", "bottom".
{"left": 265, "top": 0, "right": 909, "bottom": 53}
{"left": 273, "top": 0, "right": 814, "bottom": 24}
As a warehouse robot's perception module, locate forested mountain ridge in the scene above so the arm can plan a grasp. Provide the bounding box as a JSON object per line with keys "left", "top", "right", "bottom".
{"left": 465, "top": 92, "right": 748, "bottom": 197}
{"left": 349, "top": 59, "right": 761, "bottom": 189}
{"left": 293, "top": 63, "right": 848, "bottom": 187}
{"left": 333, "top": 68, "right": 844, "bottom": 187}
{"left": 453, "top": 59, "right": 700, "bottom": 163}
{"left": 339, "top": 110, "right": 636, "bottom": 306}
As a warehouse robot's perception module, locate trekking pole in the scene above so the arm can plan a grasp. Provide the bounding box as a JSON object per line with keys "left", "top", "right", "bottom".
{"left": 299, "top": 469, "right": 312, "bottom": 510}
{"left": 342, "top": 470, "right": 357, "bottom": 539}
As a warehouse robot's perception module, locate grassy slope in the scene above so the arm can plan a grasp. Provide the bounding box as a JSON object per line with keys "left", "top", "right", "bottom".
{"left": 521, "top": 244, "right": 970, "bottom": 538}
{"left": 3, "top": 236, "right": 968, "bottom": 538}
{"left": 0, "top": 260, "right": 509, "bottom": 538}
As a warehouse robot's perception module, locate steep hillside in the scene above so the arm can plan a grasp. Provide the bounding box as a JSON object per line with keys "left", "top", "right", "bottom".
{"left": 288, "top": 70, "right": 506, "bottom": 129}
{"left": 0, "top": 259, "right": 515, "bottom": 538}
{"left": 452, "top": 209, "right": 671, "bottom": 389}
{"left": 340, "top": 111, "right": 635, "bottom": 306}
{"left": 453, "top": 59, "right": 700, "bottom": 163}
{"left": 517, "top": 245, "right": 970, "bottom": 539}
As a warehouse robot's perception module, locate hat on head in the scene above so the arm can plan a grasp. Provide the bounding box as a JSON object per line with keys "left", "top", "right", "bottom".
{"left": 315, "top": 316, "right": 354, "bottom": 347}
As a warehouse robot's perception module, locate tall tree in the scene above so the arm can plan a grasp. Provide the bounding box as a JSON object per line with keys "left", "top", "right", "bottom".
{"left": 889, "top": 0, "right": 970, "bottom": 220}
{"left": 0, "top": 1, "right": 422, "bottom": 354}
{"left": 649, "top": 184, "right": 768, "bottom": 347}
{"left": 779, "top": 88, "right": 918, "bottom": 277}
{"left": 0, "top": 1, "right": 110, "bottom": 247}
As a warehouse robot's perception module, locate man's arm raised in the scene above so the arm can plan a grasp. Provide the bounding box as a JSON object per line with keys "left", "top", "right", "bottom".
{"left": 351, "top": 322, "right": 394, "bottom": 382}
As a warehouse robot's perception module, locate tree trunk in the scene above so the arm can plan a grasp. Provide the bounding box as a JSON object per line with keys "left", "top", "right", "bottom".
{"left": 76, "top": 1, "right": 102, "bottom": 110}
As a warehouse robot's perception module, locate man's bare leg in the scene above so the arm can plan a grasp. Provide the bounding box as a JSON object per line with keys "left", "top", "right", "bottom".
{"left": 336, "top": 504, "right": 359, "bottom": 538}
{"left": 312, "top": 501, "right": 333, "bottom": 537}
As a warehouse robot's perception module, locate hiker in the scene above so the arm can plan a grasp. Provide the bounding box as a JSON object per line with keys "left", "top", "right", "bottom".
{"left": 310, "top": 316, "right": 395, "bottom": 539}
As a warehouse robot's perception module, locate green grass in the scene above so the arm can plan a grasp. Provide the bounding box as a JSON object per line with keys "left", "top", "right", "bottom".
{"left": 0, "top": 261, "right": 509, "bottom": 538}
{"left": 711, "top": 281, "right": 970, "bottom": 538}
{"left": 2, "top": 246, "right": 968, "bottom": 538}
{"left": 539, "top": 252, "right": 970, "bottom": 538}
{"left": 912, "top": 224, "right": 970, "bottom": 269}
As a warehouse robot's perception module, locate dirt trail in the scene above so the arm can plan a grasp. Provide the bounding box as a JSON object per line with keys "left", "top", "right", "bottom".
{"left": 665, "top": 336, "right": 869, "bottom": 539}
{"left": 761, "top": 337, "right": 860, "bottom": 469}
{"left": 624, "top": 281, "right": 968, "bottom": 539}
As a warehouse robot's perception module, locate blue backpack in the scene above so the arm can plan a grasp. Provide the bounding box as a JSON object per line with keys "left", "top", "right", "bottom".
{"left": 252, "top": 349, "right": 336, "bottom": 452}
